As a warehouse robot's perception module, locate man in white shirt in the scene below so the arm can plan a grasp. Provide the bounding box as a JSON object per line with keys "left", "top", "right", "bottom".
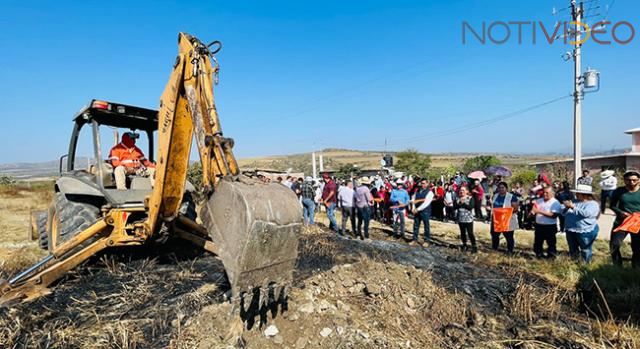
{"left": 412, "top": 179, "right": 435, "bottom": 245}
{"left": 282, "top": 176, "right": 293, "bottom": 189}
{"left": 337, "top": 180, "right": 356, "bottom": 236}
{"left": 374, "top": 175, "right": 384, "bottom": 190}
{"left": 599, "top": 170, "right": 617, "bottom": 214}
{"left": 531, "top": 187, "right": 562, "bottom": 258}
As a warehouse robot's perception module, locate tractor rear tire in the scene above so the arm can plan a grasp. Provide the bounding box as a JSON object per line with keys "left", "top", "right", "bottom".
{"left": 51, "top": 193, "right": 101, "bottom": 246}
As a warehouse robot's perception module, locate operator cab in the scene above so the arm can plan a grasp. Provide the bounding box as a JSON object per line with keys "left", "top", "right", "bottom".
{"left": 62, "top": 99, "right": 158, "bottom": 206}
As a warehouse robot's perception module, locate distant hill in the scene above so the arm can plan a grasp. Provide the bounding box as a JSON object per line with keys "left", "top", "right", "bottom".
{"left": 0, "top": 151, "right": 562, "bottom": 180}
{"left": 0, "top": 157, "right": 89, "bottom": 180}
{"left": 237, "top": 149, "right": 561, "bottom": 176}
{"left": 0, "top": 160, "right": 61, "bottom": 180}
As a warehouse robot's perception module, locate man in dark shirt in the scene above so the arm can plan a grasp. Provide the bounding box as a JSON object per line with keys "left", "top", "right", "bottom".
{"left": 610, "top": 169, "right": 640, "bottom": 267}
{"left": 291, "top": 177, "right": 302, "bottom": 197}
{"left": 320, "top": 173, "right": 338, "bottom": 233}
{"left": 577, "top": 169, "right": 594, "bottom": 186}
{"left": 301, "top": 177, "right": 316, "bottom": 225}
{"left": 555, "top": 181, "right": 575, "bottom": 232}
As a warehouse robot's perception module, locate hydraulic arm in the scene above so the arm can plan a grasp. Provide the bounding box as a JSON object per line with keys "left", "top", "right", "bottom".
{"left": 0, "top": 33, "right": 301, "bottom": 307}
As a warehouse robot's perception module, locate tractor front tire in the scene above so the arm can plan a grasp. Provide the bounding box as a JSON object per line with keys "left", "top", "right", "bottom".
{"left": 30, "top": 211, "right": 48, "bottom": 250}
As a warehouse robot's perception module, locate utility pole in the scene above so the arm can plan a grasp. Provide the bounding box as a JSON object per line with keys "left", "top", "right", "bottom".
{"left": 571, "top": 0, "right": 583, "bottom": 187}
{"left": 312, "top": 151, "right": 317, "bottom": 180}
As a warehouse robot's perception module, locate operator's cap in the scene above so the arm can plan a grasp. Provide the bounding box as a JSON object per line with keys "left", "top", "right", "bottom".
{"left": 123, "top": 131, "right": 140, "bottom": 140}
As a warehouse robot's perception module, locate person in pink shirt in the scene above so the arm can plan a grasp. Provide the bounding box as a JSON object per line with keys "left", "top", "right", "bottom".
{"left": 471, "top": 179, "right": 485, "bottom": 219}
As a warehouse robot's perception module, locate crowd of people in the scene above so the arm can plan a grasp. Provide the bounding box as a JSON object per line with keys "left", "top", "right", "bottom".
{"left": 265, "top": 167, "right": 640, "bottom": 267}
{"left": 86, "top": 127, "right": 640, "bottom": 268}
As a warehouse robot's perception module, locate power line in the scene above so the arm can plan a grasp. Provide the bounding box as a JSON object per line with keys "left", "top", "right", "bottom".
{"left": 350, "top": 94, "right": 572, "bottom": 149}
{"left": 249, "top": 54, "right": 466, "bottom": 128}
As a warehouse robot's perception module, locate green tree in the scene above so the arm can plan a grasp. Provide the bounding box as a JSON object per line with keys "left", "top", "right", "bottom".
{"left": 186, "top": 162, "right": 202, "bottom": 191}
{"left": 510, "top": 168, "right": 537, "bottom": 187}
{"left": 441, "top": 164, "right": 458, "bottom": 179}
{"left": 335, "top": 163, "right": 361, "bottom": 179}
{"left": 394, "top": 149, "right": 431, "bottom": 177}
{"left": 462, "top": 155, "right": 501, "bottom": 174}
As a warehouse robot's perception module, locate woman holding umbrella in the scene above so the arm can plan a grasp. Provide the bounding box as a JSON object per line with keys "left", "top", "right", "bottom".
{"left": 468, "top": 171, "right": 486, "bottom": 219}
{"left": 485, "top": 166, "right": 513, "bottom": 177}
{"left": 472, "top": 180, "right": 485, "bottom": 219}
{"left": 485, "top": 166, "right": 512, "bottom": 195}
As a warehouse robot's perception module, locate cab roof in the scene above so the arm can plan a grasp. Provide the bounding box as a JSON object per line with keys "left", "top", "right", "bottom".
{"left": 73, "top": 99, "right": 158, "bottom": 131}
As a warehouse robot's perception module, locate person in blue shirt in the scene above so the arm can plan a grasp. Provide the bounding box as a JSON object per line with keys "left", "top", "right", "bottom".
{"left": 561, "top": 184, "right": 600, "bottom": 263}
{"left": 556, "top": 181, "right": 576, "bottom": 232}
{"left": 390, "top": 180, "right": 411, "bottom": 239}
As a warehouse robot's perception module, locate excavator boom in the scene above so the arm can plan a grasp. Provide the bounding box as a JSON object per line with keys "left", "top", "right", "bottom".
{"left": 147, "top": 33, "right": 239, "bottom": 232}
{"left": 0, "top": 33, "right": 301, "bottom": 307}
{"left": 147, "top": 32, "right": 302, "bottom": 300}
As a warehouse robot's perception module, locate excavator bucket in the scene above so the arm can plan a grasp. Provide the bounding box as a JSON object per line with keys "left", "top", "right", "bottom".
{"left": 200, "top": 178, "right": 302, "bottom": 302}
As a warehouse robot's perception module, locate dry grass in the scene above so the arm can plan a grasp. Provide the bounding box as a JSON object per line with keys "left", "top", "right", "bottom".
{"left": 0, "top": 182, "right": 52, "bottom": 278}
{"left": 0, "top": 254, "right": 227, "bottom": 348}
{"left": 510, "top": 276, "right": 572, "bottom": 325}
{"left": 2, "top": 183, "right": 640, "bottom": 348}
{"left": 314, "top": 210, "right": 640, "bottom": 347}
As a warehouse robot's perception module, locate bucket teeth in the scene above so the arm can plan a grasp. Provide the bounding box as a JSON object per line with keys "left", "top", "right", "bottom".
{"left": 273, "top": 284, "right": 282, "bottom": 302}
{"left": 258, "top": 288, "right": 266, "bottom": 308}
{"left": 243, "top": 289, "right": 258, "bottom": 312}
{"left": 235, "top": 283, "right": 291, "bottom": 313}
{"left": 240, "top": 292, "right": 249, "bottom": 313}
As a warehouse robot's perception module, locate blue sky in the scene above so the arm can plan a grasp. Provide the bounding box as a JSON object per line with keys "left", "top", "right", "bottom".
{"left": 0, "top": 0, "right": 637, "bottom": 163}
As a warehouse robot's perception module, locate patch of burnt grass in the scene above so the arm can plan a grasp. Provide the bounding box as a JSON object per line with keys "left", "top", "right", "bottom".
{"left": 0, "top": 253, "right": 229, "bottom": 348}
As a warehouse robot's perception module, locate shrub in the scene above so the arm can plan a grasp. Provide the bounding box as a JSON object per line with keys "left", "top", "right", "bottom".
{"left": 510, "top": 168, "right": 537, "bottom": 187}
{"left": 394, "top": 149, "right": 431, "bottom": 177}
{"left": 462, "top": 155, "right": 501, "bottom": 174}
{"left": 0, "top": 174, "right": 16, "bottom": 185}
{"left": 186, "top": 163, "right": 202, "bottom": 191}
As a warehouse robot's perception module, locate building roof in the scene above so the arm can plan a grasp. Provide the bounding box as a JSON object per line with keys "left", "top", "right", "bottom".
{"left": 625, "top": 127, "right": 640, "bottom": 134}
{"left": 530, "top": 152, "right": 640, "bottom": 166}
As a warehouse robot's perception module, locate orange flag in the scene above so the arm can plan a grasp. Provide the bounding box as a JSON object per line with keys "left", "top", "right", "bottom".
{"left": 614, "top": 213, "right": 640, "bottom": 234}
{"left": 492, "top": 207, "right": 514, "bottom": 233}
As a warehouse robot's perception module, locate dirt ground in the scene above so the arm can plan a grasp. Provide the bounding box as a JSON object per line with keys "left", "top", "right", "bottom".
{"left": 1, "top": 185, "right": 639, "bottom": 348}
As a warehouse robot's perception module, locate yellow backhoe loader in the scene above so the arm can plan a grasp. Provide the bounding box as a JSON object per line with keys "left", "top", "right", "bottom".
{"left": 0, "top": 33, "right": 302, "bottom": 310}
